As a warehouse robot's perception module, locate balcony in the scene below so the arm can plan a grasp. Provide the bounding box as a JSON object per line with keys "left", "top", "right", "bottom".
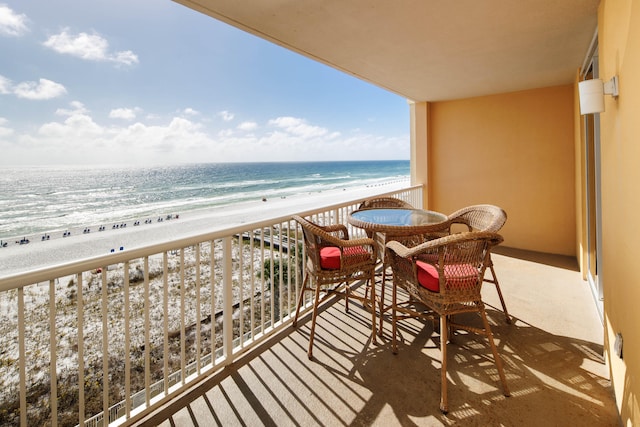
{"left": 136, "top": 248, "right": 618, "bottom": 426}
{"left": 0, "top": 186, "right": 618, "bottom": 426}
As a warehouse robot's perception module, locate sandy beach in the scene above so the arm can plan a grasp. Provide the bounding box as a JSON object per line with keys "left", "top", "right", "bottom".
{"left": 0, "top": 178, "right": 414, "bottom": 424}
{"left": 0, "top": 179, "right": 411, "bottom": 279}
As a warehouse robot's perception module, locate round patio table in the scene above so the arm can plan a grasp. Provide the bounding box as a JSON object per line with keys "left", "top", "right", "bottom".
{"left": 348, "top": 207, "right": 450, "bottom": 338}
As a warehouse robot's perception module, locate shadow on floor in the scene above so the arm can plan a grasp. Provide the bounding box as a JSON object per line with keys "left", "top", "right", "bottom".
{"left": 141, "top": 286, "right": 618, "bottom": 426}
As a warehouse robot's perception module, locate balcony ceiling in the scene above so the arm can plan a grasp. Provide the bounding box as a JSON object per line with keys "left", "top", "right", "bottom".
{"left": 174, "top": 0, "right": 599, "bottom": 101}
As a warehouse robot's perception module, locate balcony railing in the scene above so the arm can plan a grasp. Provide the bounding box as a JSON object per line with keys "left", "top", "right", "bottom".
{"left": 0, "top": 185, "right": 422, "bottom": 427}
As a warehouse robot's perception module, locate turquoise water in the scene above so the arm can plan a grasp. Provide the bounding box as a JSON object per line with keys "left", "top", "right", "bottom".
{"left": 0, "top": 161, "right": 409, "bottom": 238}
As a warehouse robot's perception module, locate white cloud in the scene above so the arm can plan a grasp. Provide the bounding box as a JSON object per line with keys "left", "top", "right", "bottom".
{"left": 109, "top": 108, "right": 140, "bottom": 120}
{"left": 237, "top": 121, "right": 257, "bottom": 131}
{"left": 1, "top": 74, "right": 67, "bottom": 100}
{"left": 43, "top": 28, "right": 139, "bottom": 66}
{"left": 56, "top": 101, "right": 88, "bottom": 116}
{"left": 112, "top": 50, "right": 138, "bottom": 66}
{"left": 167, "top": 117, "right": 202, "bottom": 134}
{"left": 268, "top": 116, "right": 330, "bottom": 139}
{"left": 6, "top": 106, "right": 213, "bottom": 163}
{"left": 182, "top": 108, "right": 200, "bottom": 116}
{"left": 39, "top": 111, "right": 103, "bottom": 139}
{"left": 109, "top": 117, "right": 212, "bottom": 156}
{"left": 13, "top": 78, "right": 67, "bottom": 100}
{"left": 218, "top": 110, "right": 235, "bottom": 122}
{"left": 0, "top": 4, "right": 29, "bottom": 37}
{"left": 0, "top": 126, "right": 12, "bottom": 138}
{"left": 0, "top": 109, "right": 408, "bottom": 165}
{"left": 0, "top": 74, "right": 11, "bottom": 94}
{"left": 0, "top": 117, "right": 13, "bottom": 138}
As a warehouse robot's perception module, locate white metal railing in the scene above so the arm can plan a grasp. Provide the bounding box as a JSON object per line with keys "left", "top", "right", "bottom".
{"left": 0, "top": 185, "right": 422, "bottom": 426}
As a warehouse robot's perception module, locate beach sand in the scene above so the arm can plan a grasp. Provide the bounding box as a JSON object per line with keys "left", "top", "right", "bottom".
{"left": 0, "top": 179, "right": 414, "bottom": 423}
{"left": 0, "top": 179, "right": 411, "bottom": 278}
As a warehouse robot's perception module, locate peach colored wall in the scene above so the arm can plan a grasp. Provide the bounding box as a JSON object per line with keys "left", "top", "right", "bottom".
{"left": 428, "top": 86, "right": 576, "bottom": 255}
{"left": 599, "top": 0, "right": 640, "bottom": 424}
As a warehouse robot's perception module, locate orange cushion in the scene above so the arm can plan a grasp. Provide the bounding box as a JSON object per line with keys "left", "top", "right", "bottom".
{"left": 320, "top": 246, "right": 369, "bottom": 270}
{"left": 416, "top": 261, "right": 478, "bottom": 292}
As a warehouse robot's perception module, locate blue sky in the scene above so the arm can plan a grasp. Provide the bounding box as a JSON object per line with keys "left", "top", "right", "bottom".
{"left": 0, "top": 1, "right": 409, "bottom": 166}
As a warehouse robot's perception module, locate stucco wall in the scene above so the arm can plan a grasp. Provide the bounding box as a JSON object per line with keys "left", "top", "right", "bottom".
{"left": 599, "top": 0, "right": 640, "bottom": 424}
{"left": 428, "top": 86, "right": 576, "bottom": 255}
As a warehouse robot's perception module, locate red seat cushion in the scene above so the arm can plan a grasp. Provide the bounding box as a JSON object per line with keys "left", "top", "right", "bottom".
{"left": 320, "top": 246, "right": 369, "bottom": 270}
{"left": 416, "top": 261, "right": 478, "bottom": 292}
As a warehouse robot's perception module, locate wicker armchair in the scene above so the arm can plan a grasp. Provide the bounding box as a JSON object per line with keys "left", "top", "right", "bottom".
{"left": 447, "top": 204, "right": 510, "bottom": 323}
{"left": 292, "top": 215, "right": 378, "bottom": 359}
{"left": 386, "top": 231, "right": 510, "bottom": 413}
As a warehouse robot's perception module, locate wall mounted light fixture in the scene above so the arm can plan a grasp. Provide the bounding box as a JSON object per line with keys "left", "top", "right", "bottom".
{"left": 578, "top": 76, "right": 619, "bottom": 115}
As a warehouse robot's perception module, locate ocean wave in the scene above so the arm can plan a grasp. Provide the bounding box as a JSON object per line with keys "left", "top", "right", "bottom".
{"left": 1, "top": 161, "right": 409, "bottom": 238}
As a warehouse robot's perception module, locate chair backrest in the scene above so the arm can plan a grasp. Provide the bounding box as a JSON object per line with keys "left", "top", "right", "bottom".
{"left": 387, "top": 231, "right": 503, "bottom": 301}
{"left": 359, "top": 196, "right": 413, "bottom": 210}
{"left": 292, "top": 215, "right": 350, "bottom": 272}
{"left": 292, "top": 215, "right": 323, "bottom": 271}
{"left": 427, "top": 232, "right": 502, "bottom": 292}
{"left": 447, "top": 204, "right": 506, "bottom": 233}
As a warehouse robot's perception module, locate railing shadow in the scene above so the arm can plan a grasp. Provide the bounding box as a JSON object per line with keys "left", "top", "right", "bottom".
{"left": 139, "top": 289, "right": 618, "bottom": 426}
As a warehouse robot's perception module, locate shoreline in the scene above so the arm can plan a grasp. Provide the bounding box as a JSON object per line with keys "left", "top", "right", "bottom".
{"left": 0, "top": 178, "right": 409, "bottom": 247}
{"left": 0, "top": 179, "right": 410, "bottom": 278}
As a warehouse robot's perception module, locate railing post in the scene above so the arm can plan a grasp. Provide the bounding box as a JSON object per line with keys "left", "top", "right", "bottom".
{"left": 101, "top": 268, "right": 110, "bottom": 421}
{"left": 49, "top": 279, "right": 58, "bottom": 427}
{"left": 180, "top": 249, "right": 186, "bottom": 384}
{"left": 195, "top": 244, "right": 202, "bottom": 374}
{"left": 143, "top": 257, "right": 151, "bottom": 405}
{"left": 18, "top": 287, "right": 26, "bottom": 427}
{"left": 222, "top": 237, "right": 233, "bottom": 363}
{"left": 77, "top": 273, "right": 85, "bottom": 426}
{"left": 124, "top": 261, "right": 132, "bottom": 417}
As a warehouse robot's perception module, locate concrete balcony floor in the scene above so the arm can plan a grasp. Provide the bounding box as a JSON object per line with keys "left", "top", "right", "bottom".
{"left": 137, "top": 248, "right": 620, "bottom": 426}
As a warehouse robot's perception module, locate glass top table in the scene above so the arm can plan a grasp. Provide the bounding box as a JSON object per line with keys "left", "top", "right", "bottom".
{"left": 348, "top": 208, "right": 448, "bottom": 234}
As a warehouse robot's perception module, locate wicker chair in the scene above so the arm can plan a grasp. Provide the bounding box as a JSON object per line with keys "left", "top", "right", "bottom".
{"left": 292, "top": 215, "right": 378, "bottom": 359}
{"left": 386, "top": 231, "right": 510, "bottom": 413}
{"left": 447, "top": 204, "right": 510, "bottom": 323}
{"left": 358, "top": 196, "right": 413, "bottom": 211}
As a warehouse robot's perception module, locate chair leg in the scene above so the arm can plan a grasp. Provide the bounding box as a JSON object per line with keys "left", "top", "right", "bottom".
{"left": 378, "top": 265, "right": 387, "bottom": 337}
{"left": 363, "top": 231, "right": 377, "bottom": 303}
{"left": 292, "top": 274, "right": 309, "bottom": 327}
{"left": 307, "top": 284, "right": 323, "bottom": 360}
{"left": 391, "top": 276, "right": 398, "bottom": 354}
{"left": 440, "top": 314, "right": 449, "bottom": 414}
{"left": 448, "top": 315, "right": 455, "bottom": 344}
{"left": 485, "top": 261, "right": 511, "bottom": 324}
{"left": 479, "top": 303, "right": 510, "bottom": 397}
{"left": 346, "top": 273, "right": 377, "bottom": 344}
{"left": 363, "top": 276, "right": 371, "bottom": 301}
{"left": 369, "top": 270, "right": 377, "bottom": 344}
{"left": 344, "top": 282, "right": 350, "bottom": 313}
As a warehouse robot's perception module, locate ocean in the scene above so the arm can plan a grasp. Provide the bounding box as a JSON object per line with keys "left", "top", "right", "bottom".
{"left": 0, "top": 160, "right": 409, "bottom": 240}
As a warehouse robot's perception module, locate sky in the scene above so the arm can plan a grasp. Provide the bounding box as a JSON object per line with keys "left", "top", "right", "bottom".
{"left": 0, "top": 1, "right": 410, "bottom": 166}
